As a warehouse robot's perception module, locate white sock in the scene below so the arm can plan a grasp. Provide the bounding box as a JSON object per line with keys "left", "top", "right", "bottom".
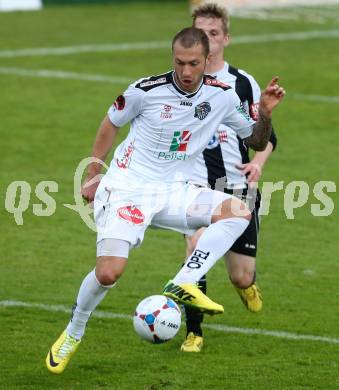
{"left": 173, "top": 217, "right": 249, "bottom": 285}
{"left": 66, "top": 269, "right": 114, "bottom": 339}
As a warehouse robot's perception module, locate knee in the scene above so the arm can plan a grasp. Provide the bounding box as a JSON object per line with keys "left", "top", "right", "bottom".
{"left": 213, "top": 198, "right": 252, "bottom": 223}
{"left": 96, "top": 267, "right": 122, "bottom": 286}
{"left": 229, "top": 271, "right": 255, "bottom": 289}
{"left": 95, "top": 259, "right": 126, "bottom": 286}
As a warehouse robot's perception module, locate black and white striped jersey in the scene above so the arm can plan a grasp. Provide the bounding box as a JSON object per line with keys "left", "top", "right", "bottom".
{"left": 190, "top": 62, "right": 277, "bottom": 189}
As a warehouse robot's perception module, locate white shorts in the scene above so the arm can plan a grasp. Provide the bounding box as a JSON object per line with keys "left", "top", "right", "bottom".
{"left": 94, "top": 173, "right": 232, "bottom": 249}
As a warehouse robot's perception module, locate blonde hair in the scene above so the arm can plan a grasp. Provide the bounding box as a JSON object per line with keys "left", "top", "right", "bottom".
{"left": 192, "top": 3, "right": 230, "bottom": 34}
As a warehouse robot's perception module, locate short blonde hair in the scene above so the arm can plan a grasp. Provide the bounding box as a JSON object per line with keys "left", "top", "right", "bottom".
{"left": 192, "top": 3, "right": 230, "bottom": 34}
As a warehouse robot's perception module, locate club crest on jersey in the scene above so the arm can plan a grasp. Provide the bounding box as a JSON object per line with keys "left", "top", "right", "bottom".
{"left": 194, "top": 102, "right": 211, "bottom": 121}
{"left": 117, "top": 205, "right": 145, "bottom": 225}
{"left": 113, "top": 95, "right": 125, "bottom": 111}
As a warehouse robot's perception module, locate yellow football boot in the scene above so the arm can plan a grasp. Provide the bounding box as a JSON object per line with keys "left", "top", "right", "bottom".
{"left": 181, "top": 332, "right": 204, "bottom": 352}
{"left": 46, "top": 330, "right": 81, "bottom": 374}
{"left": 163, "top": 280, "right": 223, "bottom": 315}
{"left": 235, "top": 283, "right": 262, "bottom": 312}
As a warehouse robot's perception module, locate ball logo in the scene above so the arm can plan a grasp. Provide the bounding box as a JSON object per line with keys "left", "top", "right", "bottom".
{"left": 117, "top": 205, "right": 145, "bottom": 224}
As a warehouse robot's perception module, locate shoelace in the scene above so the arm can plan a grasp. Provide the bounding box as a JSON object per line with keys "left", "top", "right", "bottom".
{"left": 184, "top": 334, "right": 198, "bottom": 346}
{"left": 56, "top": 335, "right": 77, "bottom": 359}
{"left": 244, "top": 286, "right": 260, "bottom": 300}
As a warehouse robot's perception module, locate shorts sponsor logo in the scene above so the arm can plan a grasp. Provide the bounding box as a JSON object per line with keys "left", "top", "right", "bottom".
{"left": 113, "top": 95, "right": 125, "bottom": 110}
{"left": 250, "top": 103, "right": 259, "bottom": 121}
{"left": 194, "top": 102, "right": 211, "bottom": 120}
{"left": 117, "top": 205, "right": 145, "bottom": 224}
{"left": 140, "top": 77, "right": 167, "bottom": 88}
{"left": 116, "top": 141, "right": 134, "bottom": 169}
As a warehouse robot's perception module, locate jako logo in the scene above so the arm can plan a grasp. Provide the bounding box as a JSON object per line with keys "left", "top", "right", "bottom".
{"left": 169, "top": 130, "right": 192, "bottom": 152}
{"left": 117, "top": 205, "right": 145, "bottom": 224}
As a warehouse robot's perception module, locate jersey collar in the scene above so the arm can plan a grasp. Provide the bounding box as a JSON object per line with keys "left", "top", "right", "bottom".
{"left": 171, "top": 71, "right": 203, "bottom": 98}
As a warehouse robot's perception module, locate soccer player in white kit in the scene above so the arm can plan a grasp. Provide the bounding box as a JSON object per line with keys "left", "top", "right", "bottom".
{"left": 46, "top": 27, "right": 285, "bottom": 373}
{"left": 180, "top": 4, "right": 279, "bottom": 353}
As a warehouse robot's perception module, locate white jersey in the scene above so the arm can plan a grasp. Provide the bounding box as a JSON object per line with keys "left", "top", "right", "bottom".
{"left": 106, "top": 71, "right": 255, "bottom": 185}
{"left": 190, "top": 63, "right": 261, "bottom": 189}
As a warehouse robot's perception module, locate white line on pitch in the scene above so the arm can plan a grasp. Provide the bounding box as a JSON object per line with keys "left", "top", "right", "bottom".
{"left": 1, "top": 66, "right": 338, "bottom": 104}
{"left": 0, "top": 30, "right": 339, "bottom": 58}
{"left": 0, "top": 67, "right": 132, "bottom": 84}
{"left": 1, "top": 300, "right": 339, "bottom": 345}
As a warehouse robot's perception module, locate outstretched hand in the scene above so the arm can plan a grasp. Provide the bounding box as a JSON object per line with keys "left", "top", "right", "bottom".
{"left": 259, "top": 77, "right": 285, "bottom": 117}
{"left": 81, "top": 174, "right": 102, "bottom": 203}
{"left": 236, "top": 162, "right": 262, "bottom": 185}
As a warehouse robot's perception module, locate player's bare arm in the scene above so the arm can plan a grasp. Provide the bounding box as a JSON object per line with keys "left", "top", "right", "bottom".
{"left": 244, "top": 77, "right": 285, "bottom": 151}
{"left": 81, "top": 116, "right": 119, "bottom": 202}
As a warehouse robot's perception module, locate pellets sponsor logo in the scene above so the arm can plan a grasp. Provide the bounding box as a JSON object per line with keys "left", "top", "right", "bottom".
{"left": 170, "top": 130, "right": 191, "bottom": 152}
{"left": 117, "top": 205, "right": 145, "bottom": 224}
{"left": 194, "top": 102, "right": 211, "bottom": 120}
{"left": 113, "top": 95, "right": 125, "bottom": 111}
{"left": 157, "top": 130, "right": 191, "bottom": 160}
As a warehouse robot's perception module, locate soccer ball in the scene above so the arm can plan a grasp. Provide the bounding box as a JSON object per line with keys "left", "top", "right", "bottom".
{"left": 133, "top": 295, "right": 181, "bottom": 344}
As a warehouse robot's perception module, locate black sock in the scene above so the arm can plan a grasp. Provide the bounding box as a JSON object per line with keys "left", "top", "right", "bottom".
{"left": 184, "top": 275, "right": 206, "bottom": 337}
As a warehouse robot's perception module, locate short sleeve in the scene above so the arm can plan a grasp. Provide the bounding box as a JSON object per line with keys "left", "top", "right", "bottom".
{"left": 107, "top": 84, "right": 144, "bottom": 128}
{"left": 238, "top": 69, "right": 261, "bottom": 121}
{"left": 247, "top": 74, "right": 261, "bottom": 121}
{"left": 221, "top": 89, "right": 255, "bottom": 139}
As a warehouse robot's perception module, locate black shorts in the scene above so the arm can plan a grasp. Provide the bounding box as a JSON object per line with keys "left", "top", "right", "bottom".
{"left": 225, "top": 188, "right": 261, "bottom": 258}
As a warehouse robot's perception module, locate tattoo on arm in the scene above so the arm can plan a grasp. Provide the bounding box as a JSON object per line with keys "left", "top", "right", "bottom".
{"left": 244, "top": 110, "right": 272, "bottom": 151}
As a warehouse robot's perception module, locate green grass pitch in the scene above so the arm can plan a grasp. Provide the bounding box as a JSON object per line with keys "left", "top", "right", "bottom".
{"left": 0, "top": 2, "right": 339, "bottom": 389}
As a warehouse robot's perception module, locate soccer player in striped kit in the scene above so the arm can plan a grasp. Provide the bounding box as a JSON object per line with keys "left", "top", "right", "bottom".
{"left": 181, "top": 3, "right": 278, "bottom": 352}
